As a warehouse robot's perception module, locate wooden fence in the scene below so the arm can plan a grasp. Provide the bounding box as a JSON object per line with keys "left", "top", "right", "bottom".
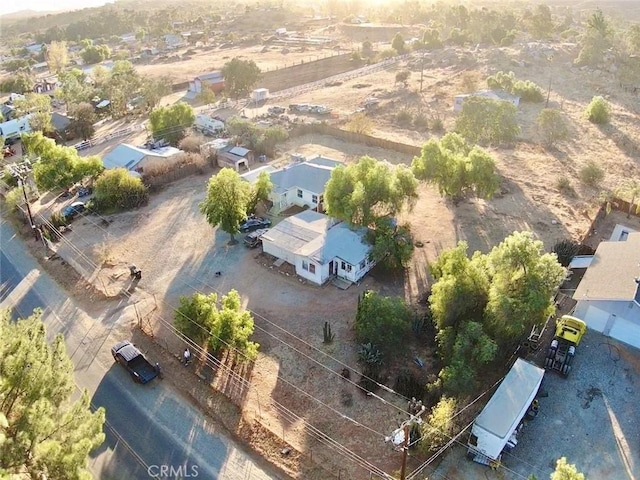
{"left": 290, "top": 123, "right": 422, "bottom": 157}
{"left": 144, "top": 163, "right": 201, "bottom": 188}
{"left": 73, "top": 125, "right": 144, "bottom": 152}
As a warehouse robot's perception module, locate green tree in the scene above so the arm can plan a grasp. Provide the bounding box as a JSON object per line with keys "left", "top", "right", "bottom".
{"left": 455, "top": 96, "right": 520, "bottom": 145}
{"left": 420, "top": 397, "right": 457, "bottom": 453}
{"left": 0, "top": 309, "right": 105, "bottom": 479}
{"left": 23, "top": 132, "right": 102, "bottom": 191}
{"left": 575, "top": 8, "right": 612, "bottom": 66}
{"left": 196, "top": 88, "right": 217, "bottom": 106}
{"left": 584, "top": 96, "right": 611, "bottom": 124}
{"left": 437, "top": 321, "right": 497, "bottom": 394}
{"left": 0, "top": 73, "right": 35, "bottom": 95}
{"left": 80, "top": 44, "right": 110, "bottom": 64}
{"left": 175, "top": 292, "right": 219, "bottom": 343}
{"left": 247, "top": 171, "right": 273, "bottom": 215}
{"left": 221, "top": 58, "right": 261, "bottom": 99}
{"left": 550, "top": 457, "right": 585, "bottom": 480}
{"left": 391, "top": 33, "right": 405, "bottom": 54}
{"left": 422, "top": 28, "right": 442, "bottom": 49}
{"left": 14, "top": 93, "right": 53, "bottom": 133}
{"left": 355, "top": 290, "right": 412, "bottom": 354}
{"left": 527, "top": 5, "right": 554, "bottom": 39}
{"left": 140, "top": 77, "right": 171, "bottom": 111}
{"left": 56, "top": 70, "right": 93, "bottom": 107}
{"left": 537, "top": 109, "right": 569, "bottom": 147}
{"left": 395, "top": 70, "right": 410, "bottom": 87}
{"left": 325, "top": 156, "right": 418, "bottom": 227}
{"left": 103, "top": 60, "right": 141, "bottom": 117}
{"left": 148, "top": 102, "right": 195, "bottom": 145}
{"left": 368, "top": 219, "right": 414, "bottom": 269}
{"left": 200, "top": 168, "right": 251, "bottom": 243}
{"left": 484, "top": 231, "right": 566, "bottom": 348}
{"left": 412, "top": 133, "right": 499, "bottom": 201}
{"left": 93, "top": 168, "right": 147, "bottom": 211}
{"left": 587, "top": 8, "right": 611, "bottom": 38}
{"left": 68, "top": 102, "right": 97, "bottom": 140}
{"left": 429, "top": 241, "right": 488, "bottom": 332}
{"left": 210, "top": 290, "right": 259, "bottom": 361}
{"left": 46, "top": 40, "right": 68, "bottom": 75}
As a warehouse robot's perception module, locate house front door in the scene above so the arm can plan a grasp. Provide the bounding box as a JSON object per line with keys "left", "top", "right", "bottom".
{"left": 330, "top": 261, "right": 337, "bottom": 276}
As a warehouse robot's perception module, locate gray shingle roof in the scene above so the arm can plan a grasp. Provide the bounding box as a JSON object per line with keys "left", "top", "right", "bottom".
{"left": 270, "top": 162, "right": 335, "bottom": 195}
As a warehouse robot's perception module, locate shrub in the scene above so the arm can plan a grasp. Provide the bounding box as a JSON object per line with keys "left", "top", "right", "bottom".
{"left": 396, "top": 109, "right": 413, "bottom": 128}
{"left": 93, "top": 168, "right": 148, "bottom": 212}
{"left": 555, "top": 175, "right": 575, "bottom": 195}
{"left": 380, "top": 49, "right": 397, "bottom": 60}
{"left": 4, "top": 187, "right": 23, "bottom": 213}
{"left": 351, "top": 50, "right": 362, "bottom": 62}
{"left": 413, "top": 113, "right": 429, "bottom": 131}
{"left": 585, "top": 96, "right": 611, "bottom": 124}
{"left": 419, "top": 397, "right": 457, "bottom": 454}
{"left": 431, "top": 116, "right": 444, "bottom": 132}
{"left": 345, "top": 113, "right": 373, "bottom": 135}
{"left": 512, "top": 80, "right": 545, "bottom": 102}
{"left": 537, "top": 109, "right": 569, "bottom": 147}
{"left": 179, "top": 134, "right": 205, "bottom": 153}
{"left": 579, "top": 161, "right": 605, "bottom": 187}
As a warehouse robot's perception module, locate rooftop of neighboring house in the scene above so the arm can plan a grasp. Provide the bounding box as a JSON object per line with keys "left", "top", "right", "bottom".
{"left": 103, "top": 143, "right": 182, "bottom": 170}
{"left": 269, "top": 158, "right": 341, "bottom": 195}
{"left": 196, "top": 71, "right": 223, "bottom": 81}
{"left": 573, "top": 231, "right": 640, "bottom": 302}
{"left": 51, "top": 112, "right": 71, "bottom": 131}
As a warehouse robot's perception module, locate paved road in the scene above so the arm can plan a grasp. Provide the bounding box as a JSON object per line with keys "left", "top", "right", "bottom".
{"left": 0, "top": 218, "right": 279, "bottom": 480}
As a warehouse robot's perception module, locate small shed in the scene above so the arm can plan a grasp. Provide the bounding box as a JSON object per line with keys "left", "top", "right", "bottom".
{"left": 189, "top": 71, "right": 225, "bottom": 94}
{"left": 251, "top": 88, "right": 269, "bottom": 102}
{"left": 217, "top": 145, "right": 253, "bottom": 171}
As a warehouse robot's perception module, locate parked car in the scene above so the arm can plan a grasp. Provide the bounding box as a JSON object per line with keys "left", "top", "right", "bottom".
{"left": 244, "top": 228, "right": 269, "bottom": 248}
{"left": 239, "top": 217, "right": 271, "bottom": 233}
{"left": 61, "top": 201, "right": 85, "bottom": 220}
{"left": 111, "top": 341, "right": 158, "bottom": 384}
{"left": 77, "top": 186, "right": 92, "bottom": 197}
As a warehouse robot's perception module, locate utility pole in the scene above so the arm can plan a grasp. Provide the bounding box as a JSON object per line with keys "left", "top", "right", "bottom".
{"left": 9, "top": 159, "right": 38, "bottom": 240}
{"left": 385, "top": 400, "right": 427, "bottom": 480}
{"left": 419, "top": 55, "right": 425, "bottom": 93}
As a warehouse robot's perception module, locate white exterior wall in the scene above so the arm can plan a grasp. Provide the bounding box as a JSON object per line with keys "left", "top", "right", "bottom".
{"left": 269, "top": 188, "right": 320, "bottom": 214}
{"left": 262, "top": 238, "right": 296, "bottom": 265}
{"left": 574, "top": 299, "right": 640, "bottom": 349}
{"left": 294, "top": 256, "right": 325, "bottom": 285}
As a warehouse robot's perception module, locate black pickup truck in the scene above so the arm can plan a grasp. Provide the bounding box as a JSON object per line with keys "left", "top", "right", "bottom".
{"left": 111, "top": 341, "right": 158, "bottom": 384}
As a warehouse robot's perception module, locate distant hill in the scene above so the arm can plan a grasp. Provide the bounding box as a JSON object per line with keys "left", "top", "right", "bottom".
{"left": 0, "top": 9, "right": 58, "bottom": 20}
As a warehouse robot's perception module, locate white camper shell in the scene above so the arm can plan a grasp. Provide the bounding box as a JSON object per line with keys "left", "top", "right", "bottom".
{"left": 468, "top": 358, "right": 544, "bottom": 463}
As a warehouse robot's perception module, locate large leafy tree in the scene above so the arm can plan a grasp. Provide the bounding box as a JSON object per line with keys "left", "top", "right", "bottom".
{"left": 80, "top": 44, "right": 110, "bottom": 64}
{"left": 56, "top": 70, "right": 94, "bottom": 107}
{"left": 200, "top": 168, "right": 251, "bottom": 243}
{"left": 246, "top": 171, "right": 273, "bottom": 215}
{"left": 103, "top": 60, "right": 141, "bottom": 117}
{"left": 68, "top": 102, "right": 97, "bottom": 140}
{"left": 221, "top": 58, "right": 261, "bottom": 99}
{"left": 484, "top": 231, "right": 566, "bottom": 347}
{"left": 0, "top": 309, "right": 105, "bottom": 479}
{"left": 325, "top": 156, "right": 418, "bottom": 227}
{"left": 355, "top": 290, "right": 412, "bottom": 355}
{"left": 93, "top": 168, "right": 148, "bottom": 211}
{"left": 140, "top": 77, "right": 171, "bottom": 112}
{"left": 23, "top": 132, "right": 103, "bottom": 191}
{"left": 148, "top": 102, "right": 195, "bottom": 146}
{"left": 46, "top": 41, "right": 68, "bottom": 75}
{"left": 412, "top": 133, "right": 499, "bottom": 201}
{"left": 368, "top": 218, "right": 414, "bottom": 269}
{"left": 14, "top": 93, "right": 53, "bottom": 133}
{"left": 175, "top": 291, "right": 258, "bottom": 361}
{"left": 455, "top": 96, "right": 520, "bottom": 145}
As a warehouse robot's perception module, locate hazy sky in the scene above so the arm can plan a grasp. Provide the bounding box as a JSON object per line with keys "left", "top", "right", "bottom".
{"left": 1, "top": 0, "right": 114, "bottom": 16}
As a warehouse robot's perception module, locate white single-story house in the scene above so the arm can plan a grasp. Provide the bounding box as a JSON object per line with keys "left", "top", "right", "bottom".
{"left": 268, "top": 156, "right": 341, "bottom": 214}
{"left": 453, "top": 89, "right": 520, "bottom": 112}
{"left": 261, "top": 210, "right": 374, "bottom": 285}
{"left": 188, "top": 71, "right": 225, "bottom": 94}
{"left": 572, "top": 230, "right": 640, "bottom": 349}
{"left": 0, "top": 115, "right": 33, "bottom": 139}
{"left": 102, "top": 143, "right": 183, "bottom": 174}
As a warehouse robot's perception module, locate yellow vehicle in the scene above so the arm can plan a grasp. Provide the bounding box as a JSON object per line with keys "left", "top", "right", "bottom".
{"left": 544, "top": 315, "right": 587, "bottom": 376}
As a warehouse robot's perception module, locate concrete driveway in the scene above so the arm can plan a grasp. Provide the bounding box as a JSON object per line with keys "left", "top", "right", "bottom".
{"left": 428, "top": 330, "right": 640, "bottom": 480}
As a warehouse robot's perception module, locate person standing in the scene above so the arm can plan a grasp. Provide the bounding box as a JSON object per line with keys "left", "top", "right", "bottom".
{"left": 183, "top": 347, "right": 191, "bottom": 366}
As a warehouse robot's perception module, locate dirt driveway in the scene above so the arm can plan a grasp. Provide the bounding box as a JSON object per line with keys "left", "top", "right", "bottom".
{"left": 431, "top": 330, "right": 640, "bottom": 480}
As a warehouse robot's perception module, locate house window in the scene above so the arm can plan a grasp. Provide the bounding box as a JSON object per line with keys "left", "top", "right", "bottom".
{"left": 346, "top": 264, "right": 352, "bottom": 272}
{"left": 341, "top": 261, "right": 346, "bottom": 270}
{"left": 312, "top": 194, "right": 318, "bottom": 204}
{"left": 359, "top": 260, "right": 366, "bottom": 269}
{"left": 319, "top": 194, "right": 324, "bottom": 203}
{"left": 302, "top": 260, "right": 309, "bottom": 271}
{"left": 309, "top": 263, "right": 316, "bottom": 274}
{"left": 297, "top": 189, "right": 303, "bottom": 198}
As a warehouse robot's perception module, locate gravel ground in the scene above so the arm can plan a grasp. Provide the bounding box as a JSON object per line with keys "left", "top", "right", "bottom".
{"left": 431, "top": 330, "right": 640, "bottom": 480}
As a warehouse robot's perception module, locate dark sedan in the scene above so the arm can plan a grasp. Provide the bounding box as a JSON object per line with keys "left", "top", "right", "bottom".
{"left": 239, "top": 217, "right": 271, "bottom": 233}
{"left": 61, "top": 201, "right": 85, "bottom": 220}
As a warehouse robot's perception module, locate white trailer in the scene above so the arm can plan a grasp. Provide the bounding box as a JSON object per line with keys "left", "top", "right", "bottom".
{"left": 0, "top": 115, "right": 32, "bottom": 139}
{"left": 251, "top": 88, "right": 269, "bottom": 102}
{"left": 194, "top": 115, "right": 225, "bottom": 135}
{"left": 467, "top": 358, "right": 544, "bottom": 464}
